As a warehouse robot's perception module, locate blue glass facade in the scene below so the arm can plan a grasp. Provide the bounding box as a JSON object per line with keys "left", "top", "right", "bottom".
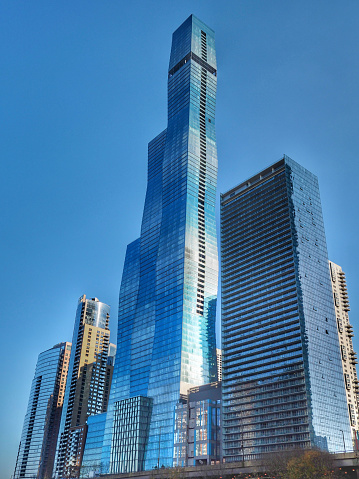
{"left": 101, "top": 15, "right": 218, "bottom": 473}
{"left": 80, "top": 414, "right": 107, "bottom": 477}
{"left": 220, "top": 156, "right": 352, "bottom": 461}
{"left": 14, "top": 342, "right": 71, "bottom": 479}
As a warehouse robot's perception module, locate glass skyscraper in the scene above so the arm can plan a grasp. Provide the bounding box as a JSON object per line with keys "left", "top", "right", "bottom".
{"left": 55, "top": 295, "right": 111, "bottom": 478}
{"left": 220, "top": 156, "right": 352, "bottom": 461}
{"left": 100, "top": 15, "right": 218, "bottom": 473}
{"left": 14, "top": 342, "right": 72, "bottom": 479}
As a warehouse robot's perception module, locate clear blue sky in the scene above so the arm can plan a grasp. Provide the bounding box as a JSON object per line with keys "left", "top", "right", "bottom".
{"left": 1, "top": 1, "right": 358, "bottom": 477}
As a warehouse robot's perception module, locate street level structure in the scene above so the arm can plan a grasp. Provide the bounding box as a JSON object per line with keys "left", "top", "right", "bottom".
{"left": 174, "top": 382, "right": 221, "bottom": 467}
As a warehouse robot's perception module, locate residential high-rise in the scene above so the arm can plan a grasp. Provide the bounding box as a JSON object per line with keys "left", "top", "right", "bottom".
{"left": 329, "top": 261, "right": 359, "bottom": 449}
{"left": 14, "top": 342, "right": 71, "bottom": 479}
{"left": 55, "top": 295, "right": 111, "bottom": 478}
{"left": 220, "top": 156, "right": 352, "bottom": 461}
{"left": 78, "top": 345, "right": 117, "bottom": 478}
{"left": 100, "top": 15, "right": 218, "bottom": 474}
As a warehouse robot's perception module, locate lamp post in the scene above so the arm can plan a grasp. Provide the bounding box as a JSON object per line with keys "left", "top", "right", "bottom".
{"left": 241, "top": 408, "right": 245, "bottom": 467}
{"left": 157, "top": 426, "right": 162, "bottom": 469}
{"left": 340, "top": 429, "right": 346, "bottom": 453}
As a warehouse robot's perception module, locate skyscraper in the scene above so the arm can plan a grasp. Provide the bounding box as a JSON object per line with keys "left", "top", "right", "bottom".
{"left": 14, "top": 341, "right": 71, "bottom": 479}
{"left": 101, "top": 14, "right": 218, "bottom": 474}
{"left": 220, "top": 156, "right": 352, "bottom": 461}
{"left": 329, "top": 261, "right": 359, "bottom": 449}
{"left": 76, "top": 345, "right": 116, "bottom": 478}
{"left": 55, "top": 295, "right": 111, "bottom": 478}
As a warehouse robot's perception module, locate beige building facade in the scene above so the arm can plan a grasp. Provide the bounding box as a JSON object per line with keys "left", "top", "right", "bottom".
{"left": 329, "top": 261, "right": 359, "bottom": 450}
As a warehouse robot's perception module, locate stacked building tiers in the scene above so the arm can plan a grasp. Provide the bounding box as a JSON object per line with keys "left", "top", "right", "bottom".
{"left": 99, "top": 14, "right": 219, "bottom": 473}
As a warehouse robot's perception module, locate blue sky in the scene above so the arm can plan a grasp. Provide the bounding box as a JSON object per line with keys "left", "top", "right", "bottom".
{"left": 1, "top": 1, "right": 359, "bottom": 477}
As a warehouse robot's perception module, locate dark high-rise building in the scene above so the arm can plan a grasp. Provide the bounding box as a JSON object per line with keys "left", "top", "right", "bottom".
{"left": 55, "top": 295, "right": 111, "bottom": 478}
{"left": 99, "top": 14, "right": 218, "bottom": 474}
{"left": 14, "top": 342, "right": 71, "bottom": 479}
{"left": 220, "top": 156, "right": 352, "bottom": 461}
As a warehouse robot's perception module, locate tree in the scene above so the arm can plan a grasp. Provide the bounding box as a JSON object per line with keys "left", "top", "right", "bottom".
{"left": 264, "top": 449, "right": 303, "bottom": 479}
{"left": 286, "top": 449, "right": 343, "bottom": 479}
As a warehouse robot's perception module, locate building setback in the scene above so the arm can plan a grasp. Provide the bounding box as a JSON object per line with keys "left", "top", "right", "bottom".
{"left": 329, "top": 261, "right": 359, "bottom": 449}
{"left": 14, "top": 342, "right": 71, "bottom": 479}
{"left": 55, "top": 295, "right": 111, "bottom": 478}
{"left": 220, "top": 156, "right": 352, "bottom": 461}
{"left": 98, "top": 14, "right": 219, "bottom": 474}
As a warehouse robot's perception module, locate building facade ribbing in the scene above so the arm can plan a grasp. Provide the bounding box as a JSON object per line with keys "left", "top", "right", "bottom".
{"left": 55, "top": 295, "right": 111, "bottom": 478}
{"left": 14, "top": 342, "right": 71, "bottom": 479}
{"left": 329, "top": 261, "right": 359, "bottom": 449}
{"left": 221, "top": 156, "right": 352, "bottom": 461}
{"left": 100, "top": 15, "right": 218, "bottom": 474}
{"left": 216, "top": 348, "right": 222, "bottom": 382}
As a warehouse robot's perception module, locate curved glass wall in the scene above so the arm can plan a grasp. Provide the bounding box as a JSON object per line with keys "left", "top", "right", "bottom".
{"left": 101, "top": 14, "right": 218, "bottom": 473}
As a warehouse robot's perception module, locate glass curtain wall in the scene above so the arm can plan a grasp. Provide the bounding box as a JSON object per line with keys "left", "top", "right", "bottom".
{"left": 221, "top": 156, "right": 352, "bottom": 460}
{"left": 101, "top": 14, "right": 218, "bottom": 473}
{"left": 14, "top": 342, "right": 71, "bottom": 479}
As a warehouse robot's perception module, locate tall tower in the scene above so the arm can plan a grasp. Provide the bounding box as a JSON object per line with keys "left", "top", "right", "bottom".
{"left": 329, "top": 261, "right": 359, "bottom": 449}
{"left": 14, "top": 342, "right": 71, "bottom": 479}
{"left": 220, "top": 156, "right": 352, "bottom": 461}
{"left": 102, "top": 15, "right": 218, "bottom": 473}
{"left": 55, "top": 295, "right": 110, "bottom": 478}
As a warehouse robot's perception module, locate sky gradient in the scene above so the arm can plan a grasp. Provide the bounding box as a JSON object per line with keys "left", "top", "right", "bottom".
{"left": 1, "top": 1, "right": 359, "bottom": 477}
